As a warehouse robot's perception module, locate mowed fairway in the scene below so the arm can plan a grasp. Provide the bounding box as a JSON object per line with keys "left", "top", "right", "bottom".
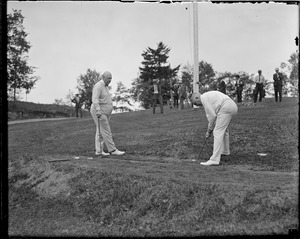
{"left": 8, "top": 97, "right": 298, "bottom": 237}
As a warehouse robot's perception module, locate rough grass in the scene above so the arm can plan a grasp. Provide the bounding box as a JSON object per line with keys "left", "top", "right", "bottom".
{"left": 8, "top": 97, "right": 299, "bottom": 237}
{"left": 9, "top": 153, "right": 298, "bottom": 237}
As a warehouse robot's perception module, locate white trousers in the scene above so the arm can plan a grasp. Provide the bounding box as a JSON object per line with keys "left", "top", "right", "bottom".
{"left": 90, "top": 105, "right": 116, "bottom": 153}
{"left": 209, "top": 100, "right": 238, "bottom": 163}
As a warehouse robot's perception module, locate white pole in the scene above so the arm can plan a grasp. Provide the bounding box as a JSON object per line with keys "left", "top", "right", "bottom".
{"left": 193, "top": 0, "right": 199, "bottom": 94}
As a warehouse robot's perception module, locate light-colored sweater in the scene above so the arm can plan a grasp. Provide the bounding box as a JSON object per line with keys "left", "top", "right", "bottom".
{"left": 92, "top": 80, "right": 113, "bottom": 115}
{"left": 200, "top": 91, "right": 233, "bottom": 131}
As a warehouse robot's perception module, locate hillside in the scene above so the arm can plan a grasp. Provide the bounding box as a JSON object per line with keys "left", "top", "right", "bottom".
{"left": 8, "top": 97, "right": 299, "bottom": 237}
{"left": 8, "top": 101, "right": 90, "bottom": 120}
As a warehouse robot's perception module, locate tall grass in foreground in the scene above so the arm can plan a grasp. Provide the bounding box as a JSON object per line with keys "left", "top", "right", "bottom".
{"left": 9, "top": 153, "right": 298, "bottom": 236}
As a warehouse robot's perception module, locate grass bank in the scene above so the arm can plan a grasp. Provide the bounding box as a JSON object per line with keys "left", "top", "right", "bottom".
{"left": 8, "top": 97, "right": 299, "bottom": 236}
{"left": 8, "top": 101, "right": 90, "bottom": 120}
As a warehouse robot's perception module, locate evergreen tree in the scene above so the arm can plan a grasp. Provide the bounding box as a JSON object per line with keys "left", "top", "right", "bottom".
{"left": 132, "top": 42, "right": 180, "bottom": 108}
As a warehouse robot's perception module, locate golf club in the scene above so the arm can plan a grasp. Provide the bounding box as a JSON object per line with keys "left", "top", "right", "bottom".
{"left": 196, "top": 136, "right": 208, "bottom": 161}
{"left": 97, "top": 116, "right": 102, "bottom": 157}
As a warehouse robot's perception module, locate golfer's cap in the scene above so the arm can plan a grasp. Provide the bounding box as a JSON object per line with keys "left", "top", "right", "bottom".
{"left": 191, "top": 92, "right": 201, "bottom": 101}
{"left": 275, "top": 67, "right": 279, "bottom": 71}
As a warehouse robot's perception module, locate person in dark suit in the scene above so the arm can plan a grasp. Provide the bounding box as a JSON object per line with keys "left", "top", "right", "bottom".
{"left": 235, "top": 75, "right": 244, "bottom": 103}
{"left": 71, "top": 94, "right": 83, "bottom": 118}
{"left": 273, "top": 67, "right": 284, "bottom": 102}
{"left": 218, "top": 80, "right": 226, "bottom": 94}
{"left": 151, "top": 79, "right": 163, "bottom": 114}
{"left": 172, "top": 84, "right": 179, "bottom": 108}
{"left": 178, "top": 83, "right": 187, "bottom": 110}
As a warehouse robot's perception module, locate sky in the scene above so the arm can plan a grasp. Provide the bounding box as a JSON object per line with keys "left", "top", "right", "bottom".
{"left": 7, "top": 1, "right": 299, "bottom": 104}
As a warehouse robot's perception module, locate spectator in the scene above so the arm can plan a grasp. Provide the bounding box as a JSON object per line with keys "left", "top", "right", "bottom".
{"left": 151, "top": 79, "right": 163, "bottom": 114}
{"left": 218, "top": 80, "right": 226, "bottom": 94}
{"left": 253, "top": 70, "right": 266, "bottom": 103}
{"left": 165, "top": 90, "right": 173, "bottom": 109}
{"left": 235, "top": 75, "right": 244, "bottom": 103}
{"left": 273, "top": 67, "right": 284, "bottom": 102}
{"left": 71, "top": 94, "right": 83, "bottom": 118}
{"left": 185, "top": 85, "right": 192, "bottom": 108}
{"left": 172, "top": 84, "right": 179, "bottom": 108}
{"left": 178, "top": 83, "right": 187, "bottom": 110}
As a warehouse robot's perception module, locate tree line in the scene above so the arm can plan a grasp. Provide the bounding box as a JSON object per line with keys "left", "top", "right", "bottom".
{"left": 7, "top": 10, "right": 298, "bottom": 109}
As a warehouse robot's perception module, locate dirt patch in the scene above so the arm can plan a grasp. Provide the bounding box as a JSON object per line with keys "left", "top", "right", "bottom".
{"left": 11, "top": 155, "right": 77, "bottom": 199}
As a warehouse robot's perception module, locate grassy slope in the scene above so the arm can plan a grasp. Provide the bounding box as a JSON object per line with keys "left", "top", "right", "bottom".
{"left": 8, "top": 97, "right": 299, "bottom": 237}
{"left": 8, "top": 101, "right": 90, "bottom": 120}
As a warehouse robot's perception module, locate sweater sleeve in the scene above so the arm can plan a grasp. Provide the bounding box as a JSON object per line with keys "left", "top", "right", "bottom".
{"left": 92, "top": 83, "right": 102, "bottom": 111}
{"left": 201, "top": 97, "right": 217, "bottom": 131}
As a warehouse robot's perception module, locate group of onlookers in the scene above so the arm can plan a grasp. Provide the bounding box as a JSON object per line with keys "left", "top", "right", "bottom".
{"left": 82, "top": 67, "right": 284, "bottom": 119}
{"left": 152, "top": 67, "right": 283, "bottom": 114}
{"left": 234, "top": 67, "right": 284, "bottom": 104}
{"left": 151, "top": 80, "right": 194, "bottom": 114}
{"left": 215, "top": 68, "right": 284, "bottom": 104}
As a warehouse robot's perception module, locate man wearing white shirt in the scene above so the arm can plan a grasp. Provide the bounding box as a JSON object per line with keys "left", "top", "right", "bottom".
{"left": 190, "top": 91, "right": 238, "bottom": 166}
{"left": 90, "top": 71, "right": 125, "bottom": 156}
{"left": 253, "top": 70, "right": 266, "bottom": 103}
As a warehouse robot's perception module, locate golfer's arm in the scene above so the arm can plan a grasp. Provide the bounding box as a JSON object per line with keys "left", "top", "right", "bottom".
{"left": 92, "top": 84, "right": 102, "bottom": 111}
{"left": 204, "top": 104, "right": 216, "bottom": 132}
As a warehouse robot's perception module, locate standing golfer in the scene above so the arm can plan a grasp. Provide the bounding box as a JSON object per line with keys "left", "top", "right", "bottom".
{"left": 190, "top": 91, "right": 238, "bottom": 166}
{"left": 90, "top": 71, "right": 125, "bottom": 156}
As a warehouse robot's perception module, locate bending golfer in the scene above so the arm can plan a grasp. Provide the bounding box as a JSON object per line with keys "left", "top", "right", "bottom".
{"left": 191, "top": 91, "right": 238, "bottom": 166}
{"left": 90, "top": 71, "right": 125, "bottom": 156}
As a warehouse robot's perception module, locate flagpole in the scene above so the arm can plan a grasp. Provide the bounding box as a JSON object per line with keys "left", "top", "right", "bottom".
{"left": 193, "top": 0, "right": 199, "bottom": 94}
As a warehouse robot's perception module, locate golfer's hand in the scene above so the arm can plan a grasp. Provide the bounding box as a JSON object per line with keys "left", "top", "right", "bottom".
{"left": 96, "top": 111, "right": 102, "bottom": 118}
{"left": 205, "top": 130, "right": 212, "bottom": 139}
